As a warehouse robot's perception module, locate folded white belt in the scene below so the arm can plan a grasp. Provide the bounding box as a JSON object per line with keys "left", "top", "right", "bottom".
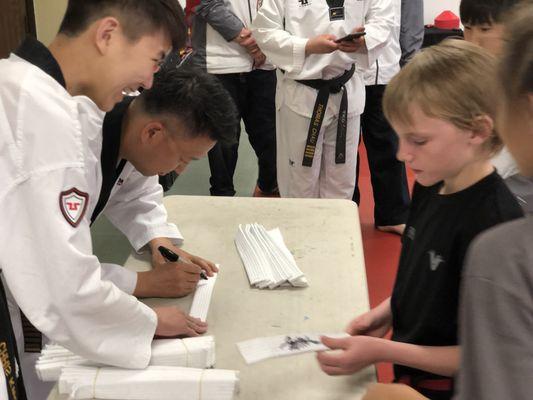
{"left": 235, "top": 224, "right": 308, "bottom": 289}
{"left": 58, "top": 365, "right": 239, "bottom": 400}
{"left": 36, "top": 336, "right": 216, "bottom": 382}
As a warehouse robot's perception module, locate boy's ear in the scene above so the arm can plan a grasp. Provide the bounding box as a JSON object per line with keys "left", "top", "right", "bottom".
{"left": 470, "top": 115, "right": 494, "bottom": 145}
{"left": 140, "top": 121, "right": 166, "bottom": 144}
{"left": 94, "top": 17, "right": 121, "bottom": 55}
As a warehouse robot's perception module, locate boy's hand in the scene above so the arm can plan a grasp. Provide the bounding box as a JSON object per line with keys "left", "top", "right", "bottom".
{"left": 346, "top": 298, "right": 392, "bottom": 337}
{"left": 305, "top": 34, "right": 339, "bottom": 55}
{"left": 153, "top": 306, "right": 207, "bottom": 337}
{"left": 346, "top": 309, "right": 391, "bottom": 338}
{"left": 316, "top": 335, "right": 381, "bottom": 375}
{"left": 337, "top": 27, "right": 366, "bottom": 53}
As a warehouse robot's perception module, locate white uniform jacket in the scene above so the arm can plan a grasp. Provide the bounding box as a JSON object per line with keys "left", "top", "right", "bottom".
{"left": 0, "top": 38, "right": 173, "bottom": 372}
{"left": 492, "top": 147, "right": 520, "bottom": 180}
{"left": 251, "top": 0, "right": 393, "bottom": 118}
{"left": 363, "top": 0, "right": 400, "bottom": 86}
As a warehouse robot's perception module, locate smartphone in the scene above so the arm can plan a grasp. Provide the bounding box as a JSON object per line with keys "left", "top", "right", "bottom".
{"left": 335, "top": 32, "right": 366, "bottom": 43}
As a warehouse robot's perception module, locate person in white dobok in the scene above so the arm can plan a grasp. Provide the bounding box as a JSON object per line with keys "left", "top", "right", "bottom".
{"left": 0, "top": 1, "right": 224, "bottom": 398}
{"left": 252, "top": 0, "right": 393, "bottom": 199}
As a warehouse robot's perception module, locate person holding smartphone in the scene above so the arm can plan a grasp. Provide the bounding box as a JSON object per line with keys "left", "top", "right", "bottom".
{"left": 252, "top": 0, "right": 393, "bottom": 199}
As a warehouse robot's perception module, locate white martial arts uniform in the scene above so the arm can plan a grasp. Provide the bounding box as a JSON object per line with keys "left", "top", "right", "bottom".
{"left": 0, "top": 373, "right": 7, "bottom": 400}
{"left": 492, "top": 147, "right": 519, "bottom": 179}
{"left": 0, "top": 39, "right": 182, "bottom": 399}
{"left": 363, "top": 0, "right": 400, "bottom": 86}
{"left": 252, "top": 0, "right": 393, "bottom": 198}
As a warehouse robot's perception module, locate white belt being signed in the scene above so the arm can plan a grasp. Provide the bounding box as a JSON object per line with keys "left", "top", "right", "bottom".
{"left": 237, "top": 333, "right": 349, "bottom": 364}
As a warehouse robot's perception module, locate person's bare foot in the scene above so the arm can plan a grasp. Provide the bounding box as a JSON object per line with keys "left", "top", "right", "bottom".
{"left": 376, "top": 224, "right": 406, "bottom": 235}
{"left": 253, "top": 185, "right": 280, "bottom": 198}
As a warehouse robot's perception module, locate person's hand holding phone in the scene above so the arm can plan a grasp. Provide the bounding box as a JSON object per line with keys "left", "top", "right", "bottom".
{"left": 305, "top": 34, "right": 339, "bottom": 55}
{"left": 337, "top": 27, "right": 366, "bottom": 53}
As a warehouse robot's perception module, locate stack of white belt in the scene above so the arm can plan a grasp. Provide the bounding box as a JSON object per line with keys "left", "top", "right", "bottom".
{"left": 36, "top": 336, "right": 216, "bottom": 381}
{"left": 58, "top": 365, "right": 239, "bottom": 400}
{"left": 235, "top": 223, "right": 308, "bottom": 289}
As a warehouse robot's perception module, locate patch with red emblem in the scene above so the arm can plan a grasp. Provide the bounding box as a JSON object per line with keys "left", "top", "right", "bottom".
{"left": 59, "top": 188, "right": 89, "bottom": 227}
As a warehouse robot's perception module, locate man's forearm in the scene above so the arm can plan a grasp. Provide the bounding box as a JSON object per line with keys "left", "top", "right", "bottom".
{"left": 148, "top": 237, "right": 178, "bottom": 257}
{"left": 134, "top": 271, "right": 156, "bottom": 298}
{"left": 195, "top": 0, "right": 244, "bottom": 41}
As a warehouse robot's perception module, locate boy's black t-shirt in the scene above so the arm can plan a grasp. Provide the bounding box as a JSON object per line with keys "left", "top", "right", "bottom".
{"left": 391, "top": 171, "right": 523, "bottom": 382}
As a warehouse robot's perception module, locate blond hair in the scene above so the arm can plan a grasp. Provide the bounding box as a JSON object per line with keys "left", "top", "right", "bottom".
{"left": 383, "top": 39, "right": 502, "bottom": 154}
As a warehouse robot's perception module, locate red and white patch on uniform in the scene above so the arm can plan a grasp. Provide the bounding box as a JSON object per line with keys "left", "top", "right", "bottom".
{"left": 59, "top": 188, "right": 89, "bottom": 227}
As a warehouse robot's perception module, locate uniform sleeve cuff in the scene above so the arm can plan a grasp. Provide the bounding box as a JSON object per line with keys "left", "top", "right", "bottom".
{"left": 362, "top": 27, "right": 387, "bottom": 68}
{"left": 292, "top": 38, "right": 308, "bottom": 75}
{"left": 100, "top": 263, "right": 138, "bottom": 295}
{"left": 132, "top": 225, "right": 184, "bottom": 253}
{"left": 127, "top": 305, "right": 158, "bottom": 368}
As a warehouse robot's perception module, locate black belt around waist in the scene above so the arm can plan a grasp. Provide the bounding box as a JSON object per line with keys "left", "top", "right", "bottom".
{"left": 1, "top": 276, "right": 28, "bottom": 399}
{"left": 296, "top": 64, "right": 355, "bottom": 167}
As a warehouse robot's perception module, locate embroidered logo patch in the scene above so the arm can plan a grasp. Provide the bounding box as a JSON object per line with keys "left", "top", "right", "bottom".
{"left": 59, "top": 188, "right": 89, "bottom": 227}
{"left": 428, "top": 250, "right": 445, "bottom": 271}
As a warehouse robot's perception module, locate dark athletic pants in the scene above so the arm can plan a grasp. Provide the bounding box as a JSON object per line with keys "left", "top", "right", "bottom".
{"left": 208, "top": 69, "right": 277, "bottom": 196}
{"left": 353, "top": 84, "right": 410, "bottom": 226}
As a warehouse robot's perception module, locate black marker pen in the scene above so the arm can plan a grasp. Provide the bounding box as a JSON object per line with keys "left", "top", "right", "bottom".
{"left": 157, "top": 246, "right": 208, "bottom": 280}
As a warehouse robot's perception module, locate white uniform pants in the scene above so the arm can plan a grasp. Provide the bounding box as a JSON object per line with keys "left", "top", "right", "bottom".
{"left": 276, "top": 105, "right": 360, "bottom": 199}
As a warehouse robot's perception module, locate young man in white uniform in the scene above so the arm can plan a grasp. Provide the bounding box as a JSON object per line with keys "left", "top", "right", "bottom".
{"left": 0, "top": 1, "right": 217, "bottom": 398}
{"left": 252, "top": 0, "right": 393, "bottom": 199}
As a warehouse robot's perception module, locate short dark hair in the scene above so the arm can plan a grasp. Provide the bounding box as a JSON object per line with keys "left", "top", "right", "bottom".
{"left": 460, "top": 0, "right": 521, "bottom": 25}
{"left": 58, "top": 0, "right": 186, "bottom": 49}
{"left": 138, "top": 68, "right": 238, "bottom": 145}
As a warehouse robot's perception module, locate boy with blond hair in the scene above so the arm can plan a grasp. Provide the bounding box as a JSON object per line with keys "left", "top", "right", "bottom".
{"left": 316, "top": 40, "right": 523, "bottom": 400}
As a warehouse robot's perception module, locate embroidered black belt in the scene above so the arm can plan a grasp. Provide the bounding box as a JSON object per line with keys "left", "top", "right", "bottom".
{"left": 1, "top": 276, "right": 28, "bottom": 399}
{"left": 296, "top": 64, "right": 355, "bottom": 167}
